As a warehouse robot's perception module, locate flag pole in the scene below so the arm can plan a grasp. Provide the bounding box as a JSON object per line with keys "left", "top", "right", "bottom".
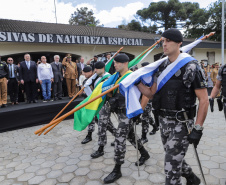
{"left": 37, "top": 87, "right": 85, "bottom": 135}
{"left": 34, "top": 84, "right": 120, "bottom": 135}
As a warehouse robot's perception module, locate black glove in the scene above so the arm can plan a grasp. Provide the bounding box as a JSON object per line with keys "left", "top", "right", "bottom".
{"left": 187, "top": 129, "right": 203, "bottom": 148}
{"left": 209, "top": 98, "right": 214, "bottom": 112}
{"left": 132, "top": 115, "right": 141, "bottom": 125}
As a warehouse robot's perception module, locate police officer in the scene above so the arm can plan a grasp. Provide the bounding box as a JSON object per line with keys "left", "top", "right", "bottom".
{"left": 81, "top": 62, "right": 113, "bottom": 144}
{"left": 136, "top": 28, "right": 208, "bottom": 185}
{"left": 210, "top": 63, "right": 226, "bottom": 119}
{"left": 100, "top": 54, "right": 150, "bottom": 184}
{"left": 0, "top": 57, "right": 9, "bottom": 108}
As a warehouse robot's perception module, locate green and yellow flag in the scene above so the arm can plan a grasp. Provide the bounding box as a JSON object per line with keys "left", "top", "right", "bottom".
{"left": 74, "top": 70, "right": 132, "bottom": 131}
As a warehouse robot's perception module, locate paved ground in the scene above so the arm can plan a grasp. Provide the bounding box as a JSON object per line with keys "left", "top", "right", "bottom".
{"left": 0, "top": 102, "right": 226, "bottom": 185}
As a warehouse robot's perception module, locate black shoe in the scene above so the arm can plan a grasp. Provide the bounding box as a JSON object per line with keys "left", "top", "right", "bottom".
{"left": 141, "top": 132, "right": 148, "bottom": 144}
{"left": 111, "top": 142, "right": 115, "bottom": 146}
{"left": 149, "top": 129, "right": 156, "bottom": 135}
{"left": 104, "top": 164, "right": 122, "bottom": 184}
{"left": 91, "top": 150, "right": 104, "bottom": 158}
{"left": 149, "top": 127, "right": 159, "bottom": 135}
{"left": 1, "top": 104, "right": 7, "bottom": 108}
{"left": 33, "top": 100, "right": 38, "bottom": 103}
{"left": 183, "top": 172, "right": 201, "bottom": 185}
{"left": 135, "top": 147, "right": 150, "bottom": 166}
{"left": 141, "top": 138, "right": 148, "bottom": 144}
{"left": 81, "top": 135, "right": 92, "bottom": 144}
{"left": 54, "top": 98, "right": 58, "bottom": 101}
{"left": 58, "top": 97, "right": 62, "bottom": 100}
{"left": 27, "top": 100, "right": 31, "bottom": 104}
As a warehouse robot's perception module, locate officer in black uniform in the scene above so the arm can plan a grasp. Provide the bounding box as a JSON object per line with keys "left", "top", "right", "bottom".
{"left": 210, "top": 64, "right": 226, "bottom": 119}
{"left": 0, "top": 58, "right": 9, "bottom": 108}
{"left": 136, "top": 28, "right": 209, "bottom": 185}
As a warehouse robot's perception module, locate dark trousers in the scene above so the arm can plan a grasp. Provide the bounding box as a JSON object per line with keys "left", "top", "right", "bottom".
{"left": 18, "top": 84, "right": 25, "bottom": 102}
{"left": 53, "top": 81, "right": 62, "bottom": 99}
{"left": 8, "top": 78, "right": 19, "bottom": 103}
{"left": 24, "top": 81, "right": 37, "bottom": 102}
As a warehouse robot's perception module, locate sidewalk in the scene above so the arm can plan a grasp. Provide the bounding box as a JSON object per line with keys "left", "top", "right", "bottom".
{"left": 0, "top": 103, "right": 225, "bottom": 185}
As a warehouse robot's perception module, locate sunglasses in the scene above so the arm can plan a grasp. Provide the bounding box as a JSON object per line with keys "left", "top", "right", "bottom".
{"left": 8, "top": 60, "right": 13, "bottom": 61}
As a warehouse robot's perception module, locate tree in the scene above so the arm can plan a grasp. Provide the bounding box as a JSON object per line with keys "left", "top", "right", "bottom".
{"left": 127, "top": 20, "right": 142, "bottom": 31}
{"left": 69, "top": 7, "right": 100, "bottom": 26}
{"left": 136, "top": 0, "right": 199, "bottom": 31}
{"left": 183, "top": 8, "right": 209, "bottom": 39}
{"left": 184, "top": 1, "right": 225, "bottom": 41}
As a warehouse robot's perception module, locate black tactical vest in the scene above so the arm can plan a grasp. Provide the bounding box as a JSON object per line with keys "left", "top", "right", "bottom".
{"left": 152, "top": 64, "right": 196, "bottom": 111}
{"left": 221, "top": 65, "right": 226, "bottom": 97}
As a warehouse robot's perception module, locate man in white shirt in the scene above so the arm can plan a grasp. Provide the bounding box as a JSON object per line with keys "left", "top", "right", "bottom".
{"left": 37, "top": 56, "right": 54, "bottom": 102}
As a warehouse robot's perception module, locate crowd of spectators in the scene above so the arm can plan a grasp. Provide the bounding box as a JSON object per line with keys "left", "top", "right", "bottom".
{"left": 0, "top": 52, "right": 218, "bottom": 108}
{"left": 0, "top": 53, "right": 113, "bottom": 108}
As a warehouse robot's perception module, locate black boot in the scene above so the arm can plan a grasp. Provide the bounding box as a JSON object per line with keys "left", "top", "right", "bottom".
{"left": 183, "top": 172, "right": 201, "bottom": 185}
{"left": 217, "top": 97, "right": 223, "bottom": 111}
{"left": 135, "top": 146, "right": 150, "bottom": 166}
{"left": 104, "top": 164, "right": 122, "bottom": 184}
{"left": 141, "top": 132, "right": 148, "bottom": 144}
{"left": 91, "top": 146, "right": 104, "bottom": 158}
{"left": 149, "top": 122, "right": 159, "bottom": 135}
{"left": 81, "top": 132, "right": 92, "bottom": 144}
{"left": 111, "top": 141, "right": 115, "bottom": 146}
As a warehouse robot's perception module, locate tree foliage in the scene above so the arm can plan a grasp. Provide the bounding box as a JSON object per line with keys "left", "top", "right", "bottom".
{"left": 69, "top": 7, "right": 100, "bottom": 26}
{"left": 184, "top": 1, "right": 225, "bottom": 41}
{"left": 136, "top": 0, "right": 199, "bottom": 30}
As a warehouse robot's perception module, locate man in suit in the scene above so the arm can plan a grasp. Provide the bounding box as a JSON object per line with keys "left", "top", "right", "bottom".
{"left": 51, "top": 55, "right": 63, "bottom": 101}
{"left": 62, "top": 54, "right": 79, "bottom": 98}
{"left": 7, "top": 57, "right": 19, "bottom": 105}
{"left": 77, "top": 57, "right": 87, "bottom": 78}
{"left": 19, "top": 53, "right": 38, "bottom": 103}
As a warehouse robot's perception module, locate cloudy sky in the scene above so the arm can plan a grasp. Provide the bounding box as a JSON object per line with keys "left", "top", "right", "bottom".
{"left": 0, "top": 0, "right": 218, "bottom": 27}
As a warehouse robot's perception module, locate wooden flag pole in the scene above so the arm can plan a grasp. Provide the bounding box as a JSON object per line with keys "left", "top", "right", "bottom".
{"left": 34, "top": 84, "right": 119, "bottom": 135}
{"left": 37, "top": 87, "right": 85, "bottom": 135}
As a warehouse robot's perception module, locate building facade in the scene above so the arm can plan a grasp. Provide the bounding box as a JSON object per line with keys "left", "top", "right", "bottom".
{"left": 0, "top": 19, "right": 225, "bottom": 66}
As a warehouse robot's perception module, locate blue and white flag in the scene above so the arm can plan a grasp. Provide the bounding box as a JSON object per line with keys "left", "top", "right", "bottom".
{"left": 119, "top": 37, "right": 204, "bottom": 119}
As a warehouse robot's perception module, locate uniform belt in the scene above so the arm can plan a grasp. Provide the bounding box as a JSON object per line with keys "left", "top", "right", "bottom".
{"left": 159, "top": 109, "right": 192, "bottom": 120}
